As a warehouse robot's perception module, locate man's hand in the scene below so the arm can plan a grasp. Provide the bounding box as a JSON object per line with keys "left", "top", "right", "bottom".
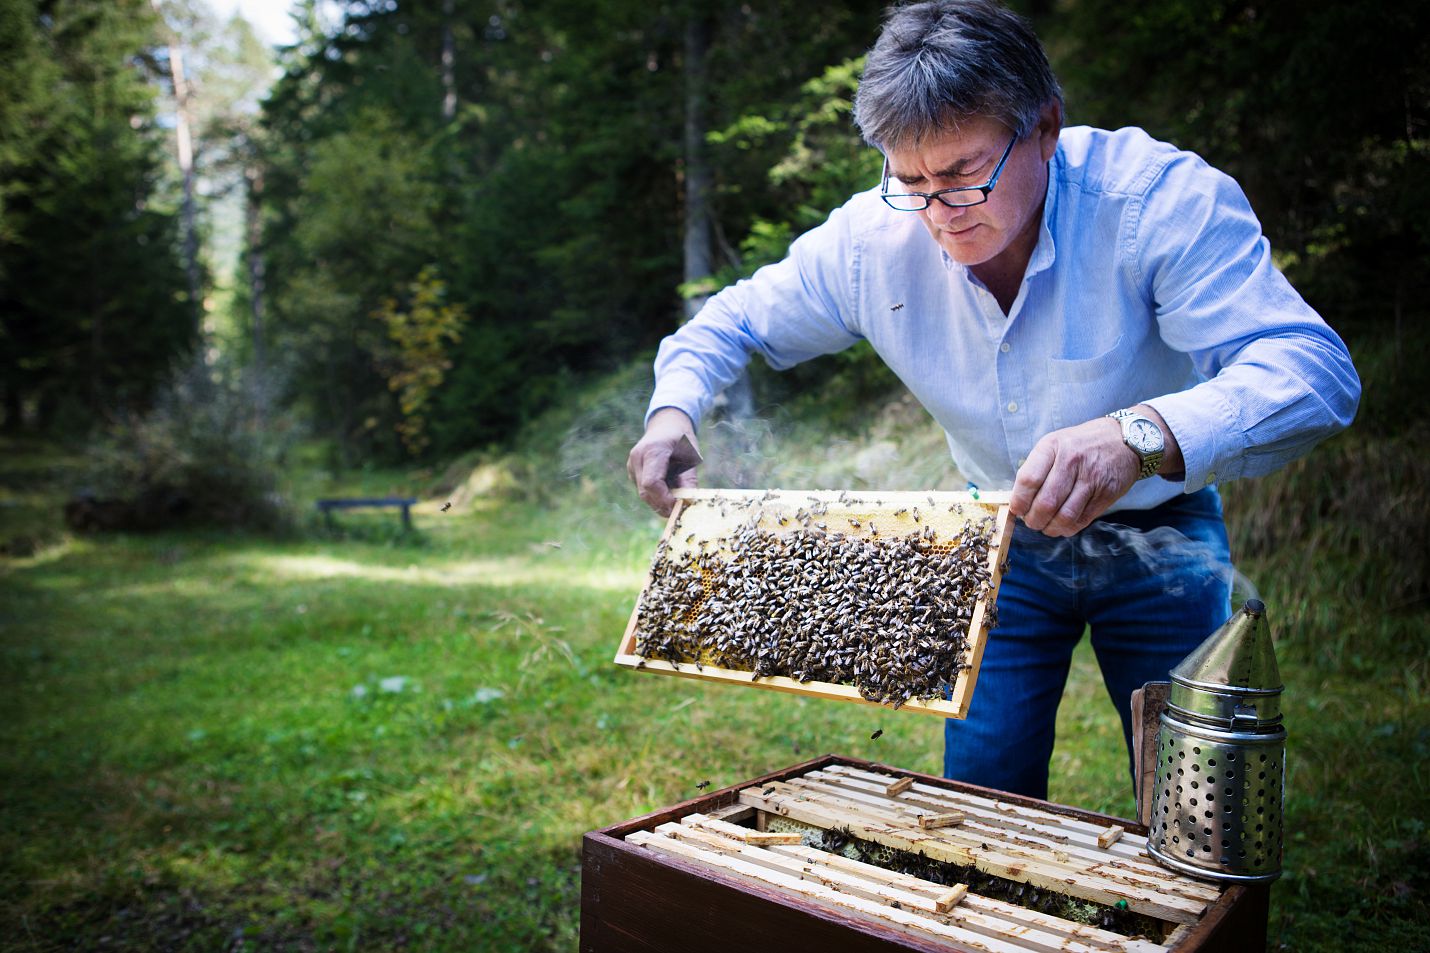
{"left": 1010, "top": 406, "right": 1181, "bottom": 537}
{"left": 627, "top": 408, "right": 700, "bottom": 517}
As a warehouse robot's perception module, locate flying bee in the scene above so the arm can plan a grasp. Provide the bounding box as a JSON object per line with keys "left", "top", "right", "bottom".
{"left": 695, "top": 779, "right": 711, "bottom": 790}
{"left": 440, "top": 501, "right": 452, "bottom": 512}
{"left": 870, "top": 728, "right": 884, "bottom": 740}
{"left": 890, "top": 303, "right": 905, "bottom": 312}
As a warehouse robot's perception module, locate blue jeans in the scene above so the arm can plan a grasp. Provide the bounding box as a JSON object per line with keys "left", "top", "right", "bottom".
{"left": 944, "top": 488, "right": 1233, "bottom": 799}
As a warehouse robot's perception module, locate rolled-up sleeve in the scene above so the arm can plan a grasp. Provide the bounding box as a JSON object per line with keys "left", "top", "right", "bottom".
{"left": 1134, "top": 154, "right": 1361, "bottom": 489}
{"left": 647, "top": 204, "right": 865, "bottom": 428}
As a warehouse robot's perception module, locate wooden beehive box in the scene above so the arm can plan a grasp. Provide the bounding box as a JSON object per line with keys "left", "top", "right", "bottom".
{"left": 615, "top": 489, "right": 1014, "bottom": 717}
{"left": 581, "top": 755, "right": 1268, "bottom": 953}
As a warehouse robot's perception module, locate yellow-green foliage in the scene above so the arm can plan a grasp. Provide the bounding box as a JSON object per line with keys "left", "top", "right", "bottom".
{"left": 375, "top": 265, "right": 468, "bottom": 457}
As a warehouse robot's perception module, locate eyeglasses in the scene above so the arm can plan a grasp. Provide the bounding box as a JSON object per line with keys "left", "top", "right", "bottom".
{"left": 880, "top": 132, "right": 1019, "bottom": 211}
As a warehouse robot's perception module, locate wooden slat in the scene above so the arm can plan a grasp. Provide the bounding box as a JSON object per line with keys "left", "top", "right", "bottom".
{"left": 628, "top": 829, "right": 1034, "bottom": 953}
{"left": 775, "top": 776, "right": 1207, "bottom": 909}
{"left": 614, "top": 498, "right": 688, "bottom": 661}
{"left": 681, "top": 813, "right": 801, "bottom": 846}
{"left": 823, "top": 765, "right": 1212, "bottom": 879}
{"left": 632, "top": 824, "right": 1166, "bottom": 950}
{"left": 738, "top": 785, "right": 1207, "bottom": 925}
{"left": 936, "top": 884, "right": 969, "bottom": 912}
{"left": 665, "top": 821, "right": 948, "bottom": 914}
{"left": 828, "top": 765, "right": 1151, "bottom": 852}
{"left": 886, "top": 776, "right": 915, "bottom": 796}
{"left": 772, "top": 846, "right": 1167, "bottom": 953}
{"left": 802, "top": 771, "right": 1199, "bottom": 896}
{"left": 948, "top": 503, "right": 1015, "bottom": 715}
{"left": 919, "top": 811, "right": 967, "bottom": 829}
{"left": 770, "top": 779, "right": 1169, "bottom": 898}
{"left": 817, "top": 767, "right": 1221, "bottom": 905}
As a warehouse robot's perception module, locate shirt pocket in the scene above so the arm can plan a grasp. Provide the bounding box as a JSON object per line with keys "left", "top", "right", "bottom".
{"left": 1047, "top": 333, "right": 1127, "bottom": 384}
{"left": 1047, "top": 333, "right": 1128, "bottom": 430}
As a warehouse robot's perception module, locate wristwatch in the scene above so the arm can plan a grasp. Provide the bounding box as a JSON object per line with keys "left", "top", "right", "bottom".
{"left": 1108, "top": 408, "right": 1165, "bottom": 479}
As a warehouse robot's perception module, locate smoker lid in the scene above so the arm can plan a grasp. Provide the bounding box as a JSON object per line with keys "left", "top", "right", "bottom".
{"left": 1170, "top": 599, "right": 1283, "bottom": 696}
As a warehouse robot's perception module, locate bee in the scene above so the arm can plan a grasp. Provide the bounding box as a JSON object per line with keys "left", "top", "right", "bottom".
{"left": 695, "top": 780, "right": 711, "bottom": 791}
{"left": 440, "top": 501, "right": 452, "bottom": 512}
{"left": 848, "top": 517, "right": 861, "bottom": 528}
{"left": 870, "top": 728, "right": 884, "bottom": 740}
{"left": 890, "top": 302, "right": 905, "bottom": 312}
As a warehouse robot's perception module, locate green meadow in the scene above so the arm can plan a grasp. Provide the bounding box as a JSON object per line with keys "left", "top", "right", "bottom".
{"left": 2, "top": 337, "right": 1427, "bottom": 952}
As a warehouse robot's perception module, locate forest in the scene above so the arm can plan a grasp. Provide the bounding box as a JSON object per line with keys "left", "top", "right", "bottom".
{"left": 1, "top": 0, "right": 1427, "bottom": 950}
{"left": 4, "top": 0, "right": 1425, "bottom": 460}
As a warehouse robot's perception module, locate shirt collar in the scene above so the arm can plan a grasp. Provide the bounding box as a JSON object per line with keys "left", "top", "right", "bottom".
{"left": 1024, "top": 144, "right": 1061, "bottom": 280}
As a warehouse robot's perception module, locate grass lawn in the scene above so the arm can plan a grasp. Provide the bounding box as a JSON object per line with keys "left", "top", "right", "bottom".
{"left": 1, "top": 403, "right": 1426, "bottom": 950}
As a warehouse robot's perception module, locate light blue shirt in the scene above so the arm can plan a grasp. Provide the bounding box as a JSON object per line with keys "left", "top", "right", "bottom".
{"left": 649, "top": 126, "right": 1360, "bottom": 512}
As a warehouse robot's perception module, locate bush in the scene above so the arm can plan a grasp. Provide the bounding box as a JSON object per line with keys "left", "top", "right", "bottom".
{"left": 72, "top": 362, "right": 296, "bottom": 532}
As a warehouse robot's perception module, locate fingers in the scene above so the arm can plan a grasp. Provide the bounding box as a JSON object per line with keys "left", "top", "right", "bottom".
{"left": 1039, "top": 479, "right": 1096, "bottom": 537}
{"left": 1012, "top": 421, "right": 1139, "bottom": 537}
{"left": 630, "top": 442, "right": 676, "bottom": 517}
{"left": 629, "top": 408, "right": 700, "bottom": 517}
{"left": 1018, "top": 441, "right": 1087, "bottom": 535}
{"left": 1010, "top": 439, "right": 1055, "bottom": 519}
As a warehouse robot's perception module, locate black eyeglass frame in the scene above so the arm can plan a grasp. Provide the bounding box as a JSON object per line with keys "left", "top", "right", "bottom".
{"left": 880, "top": 132, "right": 1020, "bottom": 211}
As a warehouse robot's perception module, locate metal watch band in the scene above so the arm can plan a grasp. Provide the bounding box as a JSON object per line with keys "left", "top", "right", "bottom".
{"left": 1108, "top": 409, "right": 1164, "bottom": 479}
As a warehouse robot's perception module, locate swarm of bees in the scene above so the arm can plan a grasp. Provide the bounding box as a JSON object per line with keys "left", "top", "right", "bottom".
{"left": 633, "top": 503, "right": 994, "bottom": 709}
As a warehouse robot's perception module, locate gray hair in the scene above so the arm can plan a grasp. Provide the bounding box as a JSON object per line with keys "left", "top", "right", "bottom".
{"left": 853, "top": 0, "right": 1063, "bottom": 151}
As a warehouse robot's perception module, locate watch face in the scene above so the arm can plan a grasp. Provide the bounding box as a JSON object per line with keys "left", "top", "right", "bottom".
{"left": 1128, "top": 418, "right": 1162, "bottom": 453}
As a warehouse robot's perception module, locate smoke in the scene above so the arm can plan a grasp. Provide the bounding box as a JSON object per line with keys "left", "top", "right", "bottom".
{"left": 548, "top": 380, "right": 1262, "bottom": 613}
{"left": 1015, "top": 519, "right": 1261, "bottom": 609}
{"left": 550, "top": 380, "right": 969, "bottom": 546}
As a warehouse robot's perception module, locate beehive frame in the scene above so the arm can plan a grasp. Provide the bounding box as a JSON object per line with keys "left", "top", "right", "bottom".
{"left": 614, "top": 488, "right": 1015, "bottom": 718}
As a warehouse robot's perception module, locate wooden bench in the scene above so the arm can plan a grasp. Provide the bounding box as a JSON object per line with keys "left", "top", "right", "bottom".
{"left": 315, "top": 497, "right": 418, "bottom": 530}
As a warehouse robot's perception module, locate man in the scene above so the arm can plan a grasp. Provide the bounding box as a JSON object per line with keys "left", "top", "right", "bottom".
{"left": 627, "top": 0, "right": 1359, "bottom": 799}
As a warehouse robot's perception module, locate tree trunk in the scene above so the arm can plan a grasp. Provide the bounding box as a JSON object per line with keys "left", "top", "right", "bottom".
{"left": 152, "top": 0, "right": 203, "bottom": 340}
{"left": 683, "top": 12, "right": 751, "bottom": 420}
{"left": 441, "top": 0, "right": 457, "bottom": 122}
{"left": 245, "top": 165, "right": 267, "bottom": 419}
{"left": 682, "top": 12, "right": 714, "bottom": 322}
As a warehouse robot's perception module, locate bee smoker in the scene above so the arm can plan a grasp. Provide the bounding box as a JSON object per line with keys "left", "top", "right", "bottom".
{"left": 1147, "top": 599, "right": 1285, "bottom": 883}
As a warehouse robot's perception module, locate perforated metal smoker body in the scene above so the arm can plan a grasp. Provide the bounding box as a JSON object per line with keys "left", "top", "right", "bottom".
{"left": 1147, "top": 716, "right": 1285, "bottom": 883}
{"left": 1147, "top": 601, "right": 1285, "bottom": 884}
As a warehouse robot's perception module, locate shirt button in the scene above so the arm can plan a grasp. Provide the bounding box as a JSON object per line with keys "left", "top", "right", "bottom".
{"left": 1006, "top": 401, "right": 1018, "bottom": 413}
{"left": 1000, "top": 342, "right": 1011, "bottom": 353}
